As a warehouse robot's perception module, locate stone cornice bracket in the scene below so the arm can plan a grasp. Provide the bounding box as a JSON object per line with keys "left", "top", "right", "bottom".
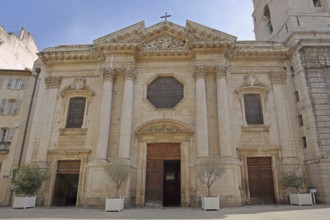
{"left": 45, "top": 76, "right": 62, "bottom": 89}
{"left": 194, "top": 64, "right": 208, "bottom": 80}
{"left": 269, "top": 72, "right": 287, "bottom": 84}
{"left": 214, "top": 65, "right": 228, "bottom": 79}
{"left": 124, "top": 65, "right": 136, "bottom": 81}
{"left": 103, "top": 68, "right": 116, "bottom": 81}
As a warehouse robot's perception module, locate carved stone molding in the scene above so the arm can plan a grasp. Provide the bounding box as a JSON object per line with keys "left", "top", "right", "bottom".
{"left": 244, "top": 73, "right": 257, "bottom": 87}
{"left": 45, "top": 76, "right": 62, "bottom": 89}
{"left": 194, "top": 65, "right": 208, "bottom": 80}
{"left": 269, "top": 72, "right": 287, "bottom": 84}
{"left": 142, "top": 36, "right": 187, "bottom": 50}
{"left": 59, "top": 128, "right": 88, "bottom": 136}
{"left": 124, "top": 65, "right": 136, "bottom": 81}
{"left": 60, "top": 77, "right": 95, "bottom": 98}
{"left": 72, "top": 77, "right": 86, "bottom": 90}
{"left": 103, "top": 68, "right": 116, "bottom": 81}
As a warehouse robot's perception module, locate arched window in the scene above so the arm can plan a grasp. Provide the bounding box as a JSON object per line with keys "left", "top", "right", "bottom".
{"left": 264, "top": 5, "right": 273, "bottom": 34}
{"left": 66, "top": 97, "right": 86, "bottom": 128}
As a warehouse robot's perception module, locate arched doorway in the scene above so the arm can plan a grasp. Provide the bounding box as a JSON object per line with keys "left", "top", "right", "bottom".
{"left": 135, "top": 120, "right": 193, "bottom": 207}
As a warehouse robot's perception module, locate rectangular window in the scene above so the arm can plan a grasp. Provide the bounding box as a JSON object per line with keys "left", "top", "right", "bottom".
{"left": 66, "top": 97, "right": 86, "bottom": 128}
{"left": 0, "top": 77, "right": 4, "bottom": 89}
{"left": 298, "top": 114, "right": 304, "bottom": 126}
{"left": 302, "top": 136, "right": 307, "bottom": 148}
{"left": 295, "top": 91, "right": 299, "bottom": 102}
{"left": 244, "top": 94, "right": 264, "bottom": 124}
{"left": 313, "top": 0, "right": 321, "bottom": 7}
{"left": 0, "top": 98, "right": 21, "bottom": 115}
{"left": 7, "top": 78, "right": 27, "bottom": 90}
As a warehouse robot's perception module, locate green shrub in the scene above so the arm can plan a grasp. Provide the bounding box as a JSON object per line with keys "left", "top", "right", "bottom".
{"left": 12, "top": 165, "right": 48, "bottom": 196}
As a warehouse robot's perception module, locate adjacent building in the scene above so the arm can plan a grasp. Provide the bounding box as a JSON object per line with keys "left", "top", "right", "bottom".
{"left": 0, "top": 27, "right": 38, "bottom": 206}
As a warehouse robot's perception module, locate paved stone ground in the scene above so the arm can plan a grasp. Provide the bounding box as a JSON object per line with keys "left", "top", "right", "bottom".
{"left": 0, "top": 205, "right": 329, "bottom": 220}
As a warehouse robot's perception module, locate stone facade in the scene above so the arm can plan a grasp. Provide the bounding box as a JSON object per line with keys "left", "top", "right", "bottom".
{"left": 23, "top": 20, "right": 305, "bottom": 208}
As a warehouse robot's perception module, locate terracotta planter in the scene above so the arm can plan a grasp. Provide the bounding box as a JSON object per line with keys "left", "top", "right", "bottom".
{"left": 201, "top": 196, "right": 220, "bottom": 211}
{"left": 289, "top": 193, "right": 313, "bottom": 206}
{"left": 12, "top": 196, "right": 36, "bottom": 209}
{"left": 105, "top": 197, "right": 124, "bottom": 212}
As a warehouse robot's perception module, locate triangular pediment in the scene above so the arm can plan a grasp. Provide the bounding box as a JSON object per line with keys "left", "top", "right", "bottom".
{"left": 94, "top": 20, "right": 237, "bottom": 46}
{"left": 94, "top": 21, "right": 145, "bottom": 44}
{"left": 186, "top": 20, "right": 237, "bottom": 42}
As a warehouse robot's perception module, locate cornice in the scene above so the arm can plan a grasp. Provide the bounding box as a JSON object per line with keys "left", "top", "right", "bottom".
{"left": 38, "top": 47, "right": 103, "bottom": 65}
{"left": 228, "top": 42, "right": 291, "bottom": 60}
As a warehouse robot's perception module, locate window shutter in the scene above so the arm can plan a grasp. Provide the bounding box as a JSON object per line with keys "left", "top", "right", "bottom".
{"left": 7, "top": 78, "right": 15, "bottom": 89}
{"left": 6, "top": 99, "right": 15, "bottom": 115}
{"left": 13, "top": 99, "right": 21, "bottom": 115}
{"left": 0, "top": 98, "right": 7, "bottom": 114}
{"left": 0, "top": 78, "right": 3, "bottom": 89}
{"left": 19, "top": 78, "right": 27, "bottom": 89}
{"left": 0, "top": 129, "right": 4, "bottom": 141}
{"left": 7, "top": 128, "right": 15, "bottom": 142}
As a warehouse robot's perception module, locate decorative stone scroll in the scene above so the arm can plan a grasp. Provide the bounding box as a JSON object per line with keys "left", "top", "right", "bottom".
{"left": 45, "top": 76, "right": 62, "bottom": 89}
{"left": 60, "top": 77, "right": 94, "bottom": 98}
{"left": 142, "top": 36, "right": 186, "bottom": 50}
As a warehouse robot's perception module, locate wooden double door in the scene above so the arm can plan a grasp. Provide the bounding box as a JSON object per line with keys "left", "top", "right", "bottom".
{"left": 247, "top": 157, "right": 275, "bottom": 204}
{"left": 145, "top": 143, "right": 181, "bottom": 207}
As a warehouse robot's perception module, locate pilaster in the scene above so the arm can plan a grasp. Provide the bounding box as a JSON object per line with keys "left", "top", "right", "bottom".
{"left": 194, "top": 65, "right": 209, "bottom": 158}
{"left": 215, "top": 65, "right": 233, "bottom": 157}
{"left": 118, "top": 65, "right": 136, "bottom": 159}
{"left": 95, "top": 68, "right": 116, "bottom": 160}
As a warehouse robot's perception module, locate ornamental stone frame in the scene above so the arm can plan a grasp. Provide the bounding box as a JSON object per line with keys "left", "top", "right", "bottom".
{"left": 235, "top": 74, "right": 271, "bottom": 129}
{"left": 134, "top": 119, "right": 193, "bottom": 207}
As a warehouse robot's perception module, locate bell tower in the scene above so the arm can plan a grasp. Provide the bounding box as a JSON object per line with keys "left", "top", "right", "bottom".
{"left": 252, "top": 0, "right": 330, "bottom": 43}
{"left": 253, "top": 0, "right": 330, "bottom": 204}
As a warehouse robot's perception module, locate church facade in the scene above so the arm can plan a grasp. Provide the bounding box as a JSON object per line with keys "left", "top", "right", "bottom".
{"left": 21, "top": 0, "right": 330, "bottom": 207}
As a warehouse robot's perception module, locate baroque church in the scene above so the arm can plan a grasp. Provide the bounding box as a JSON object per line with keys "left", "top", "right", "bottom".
{"left": 7, "top": 0, "right": 330, "bottom": 207}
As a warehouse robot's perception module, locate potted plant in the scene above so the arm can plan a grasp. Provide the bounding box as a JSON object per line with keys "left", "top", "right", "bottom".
{"left": 282, "top": 170, "right": 313, "bottom": 206}
{"left": 195, "top": 157, "right": 224, "bottom": 210}
{"left": 12, "top": 164, "right": 48, "bottom": 209}
{"left": 104, "top": 160, "right": 131, "bottom": 212}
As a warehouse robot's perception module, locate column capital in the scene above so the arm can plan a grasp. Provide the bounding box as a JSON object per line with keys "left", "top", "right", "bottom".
{"left": 103, "top": 68, "right": 116, "bottom": 81}
{"left": 45, "top": 76, "right": 62, "bottom": 89}
{"left": 194, "top": 65, "right": 208, "bottom": 80}
{"left": 214, "top": 65, "right": 228, "bottom": 79}
{"left": 269, "top": 72, "right": 287, "bottom": 84}
{"left": 124, "top": 65, "right": 136, "bottom": 81}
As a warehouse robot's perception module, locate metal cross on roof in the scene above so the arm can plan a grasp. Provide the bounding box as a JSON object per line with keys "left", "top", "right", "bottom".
{"left": 161, "top": 12, "right": 171, "bottom": 21}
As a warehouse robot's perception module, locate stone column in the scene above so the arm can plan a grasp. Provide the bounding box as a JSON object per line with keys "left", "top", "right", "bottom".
{"left": 215, "top": 65, "right": 233, "bottom": 157}
{"left": 194, "top": 65, "right": 209, "bottom": 158}
{"left": 36, "top": 76, "right": 62, "bottom": 163}
{"left": 118, "top": 65, "right": 136, "bottom": 159}
{"left": 270, "top": 72, "right": 296, "bottom": 158}
{"left": 95, "top": 68, "right": 116, "bottom": 160}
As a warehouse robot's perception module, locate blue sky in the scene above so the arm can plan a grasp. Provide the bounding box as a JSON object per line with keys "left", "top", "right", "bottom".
{"left": 0, "top": 0, "right": 255, "bottom": 51}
